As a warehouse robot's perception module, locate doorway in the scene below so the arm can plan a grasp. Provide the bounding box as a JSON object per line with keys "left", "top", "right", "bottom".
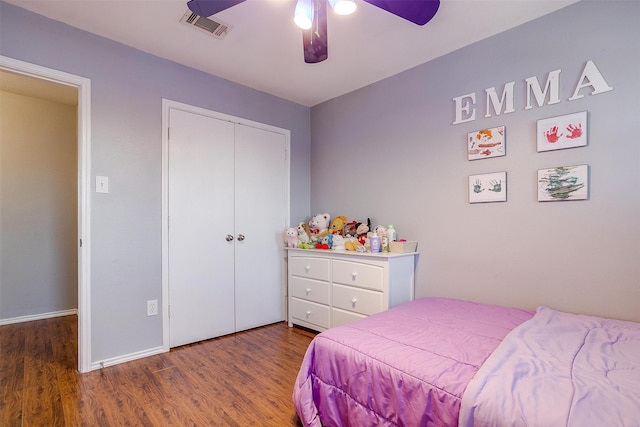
{"left": 0, "top": 56, "right": 91, "bottom": 373}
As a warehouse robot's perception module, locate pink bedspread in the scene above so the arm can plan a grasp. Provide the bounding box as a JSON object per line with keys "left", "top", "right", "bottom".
{"left": 293, "top": 298, "right": 533, "bottom": 426}
{"left": 459, "top": 306, "right": 640, "bottom": 427}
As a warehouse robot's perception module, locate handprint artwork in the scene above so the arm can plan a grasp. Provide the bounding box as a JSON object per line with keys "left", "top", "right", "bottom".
{"left": 473, "top": 179, "right": 482, "bottom": 194}
{"left": 544, "top": 126, "right": 563, "bottom": 143}
{"left": 469, "top": 172, "right": 507, "bottom": 203}
{"left": 566, "top": 123, "right": 582, "bottom": 139}
{"left": 488, "top": 180, "right": 502, "bottom": 192}
{"left": 537, "top": 111, "right": 588, "bottom": 152}
{"left": 544, "top": 122, "right": 583, "bottom": 143}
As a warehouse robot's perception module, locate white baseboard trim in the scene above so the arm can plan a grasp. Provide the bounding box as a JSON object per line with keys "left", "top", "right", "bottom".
{"left": 90, "top": 346, "right": 167, "bottom": 371}
{"left": 0, "top": 309, "right": 78, "bottom": 326}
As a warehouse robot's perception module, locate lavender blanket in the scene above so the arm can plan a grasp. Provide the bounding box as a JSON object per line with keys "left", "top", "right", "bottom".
{"left": 459, "top": 306, "right": 640, "bottom": 427}
{"left": 293, "top": 298, "right": 533, "bottom": 426}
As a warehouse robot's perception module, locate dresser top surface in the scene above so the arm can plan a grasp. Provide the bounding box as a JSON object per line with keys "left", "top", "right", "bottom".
{"left": 286, "top": 248, "right": 418, "bottom": 259}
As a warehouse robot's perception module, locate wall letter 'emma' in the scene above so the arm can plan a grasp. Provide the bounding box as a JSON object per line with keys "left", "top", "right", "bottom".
{"left": 452, "top": 60, "right": 613, "bottom": 125}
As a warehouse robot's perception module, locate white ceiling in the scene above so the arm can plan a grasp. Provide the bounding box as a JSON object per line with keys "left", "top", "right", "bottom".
{"left": 3, "top": 0, "right": 579, "bottom": 106}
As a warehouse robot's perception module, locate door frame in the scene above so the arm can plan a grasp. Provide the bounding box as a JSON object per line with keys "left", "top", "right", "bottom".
{"left": 161, "top": 99, "right": 290, "bottom": 351}
{"left": 0, "top": 55, "right": 92, "bottom": 373}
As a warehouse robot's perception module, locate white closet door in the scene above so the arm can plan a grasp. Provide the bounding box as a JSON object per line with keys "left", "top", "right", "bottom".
{"left": 234, "top": 124, "right": 287, "bottom": 331}
{"left": 168, "top": 109, "right": 236, "bottom": 347}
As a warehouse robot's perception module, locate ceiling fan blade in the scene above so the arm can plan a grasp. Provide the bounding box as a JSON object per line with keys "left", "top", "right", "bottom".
{"left": 362, "top": 0, "right": 440, "bottom": 26}
{"left": 302, "top": 0, "right": 328, "bottom": 63}
{"left": 187, "top": 0, "right": 247, "bottom": 17}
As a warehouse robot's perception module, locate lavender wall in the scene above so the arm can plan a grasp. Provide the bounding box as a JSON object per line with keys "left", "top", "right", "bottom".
{"left": 0, "top": 2, "right": 311, "bottom": 362}
{"left": 311, "top": 1, "right": 640, "bottom": 321}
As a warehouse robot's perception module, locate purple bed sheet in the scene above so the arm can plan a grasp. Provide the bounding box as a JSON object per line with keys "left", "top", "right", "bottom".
{"left": 293, "top": 297, "right": 533, "bottom": 427}
{"left": 459, "top": 306, "right": 640, "bottom": 427}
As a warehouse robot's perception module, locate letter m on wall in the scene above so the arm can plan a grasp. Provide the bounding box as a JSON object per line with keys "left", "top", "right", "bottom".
{"left": 525, "top": 70, "right": 561, "bottom": 110}
{"left": 484, "top": 82, "right": 516, "bottom": 118}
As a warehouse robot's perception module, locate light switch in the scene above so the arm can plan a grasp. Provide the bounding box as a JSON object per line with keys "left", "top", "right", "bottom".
{"left": 96, "top": 176, "right": 109, "bottom": 193}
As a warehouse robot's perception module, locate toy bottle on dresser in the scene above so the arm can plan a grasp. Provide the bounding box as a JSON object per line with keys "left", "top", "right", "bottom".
{"left": 387, "top": 225, "right": 397, "bottom": 242}
{"left": 369, "top": 231, "right": 381, "bottom": 253}
{"left": 379, "top": 227, "right": 389, "bottom": 252}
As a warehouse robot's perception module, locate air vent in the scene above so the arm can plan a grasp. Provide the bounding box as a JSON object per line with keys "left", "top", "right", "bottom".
{"left": 180, "top": 11, "right": 230, "bottom": 39}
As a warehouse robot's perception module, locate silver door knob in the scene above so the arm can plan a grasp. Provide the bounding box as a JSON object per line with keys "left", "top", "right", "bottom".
{"left": 237, "top": 234, "right": 245, "bottom": 241}
{"left": 225, "top": 234, "right": 234, "bottom": 242}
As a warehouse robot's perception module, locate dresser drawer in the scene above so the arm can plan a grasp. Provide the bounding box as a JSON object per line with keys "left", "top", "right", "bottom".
{"left": 332, "top": 284, "right": 383, "bottom": 316}
{"left": 290, "top": 298, "right": 330, "bottom": 329}
{"left": 332, "top": 260, "right": 384, "bottom": 291}
{"left": 332, "top": 308, "right": 366, "bottom": 328}
{"left": 290, "top": 277, "right": 330, "bottom": 305}
{"left": 289, "top": 257, "right": 330, "bottom": 282}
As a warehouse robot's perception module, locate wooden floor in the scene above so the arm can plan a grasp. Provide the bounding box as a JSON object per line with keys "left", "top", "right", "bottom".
{"left": 0, "top": 315, "right": 317, "bottom": 426}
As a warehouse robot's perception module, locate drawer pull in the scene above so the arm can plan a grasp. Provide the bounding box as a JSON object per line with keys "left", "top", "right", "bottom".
{"left": 351, "top": 272, "right": 357, "bottom": 280}
{"left": 305, "top": 265, "right": 311, "bottom": 272}
{"left": 305, "top": 310, "right": 312, "bottom": 318}
{"left": 351, "top": 298, "right": 358, "bottom": 308}
{"left": 305, "top": 288, "right": 312, "bottom": 295}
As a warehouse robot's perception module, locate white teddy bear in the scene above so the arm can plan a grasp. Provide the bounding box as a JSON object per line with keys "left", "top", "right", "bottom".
{"left": 309, "top": 213, "right": 330, "bottom": 239}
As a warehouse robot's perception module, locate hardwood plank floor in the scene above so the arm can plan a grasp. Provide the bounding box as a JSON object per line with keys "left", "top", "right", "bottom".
{"left": 0, "top": 316, "right": 317, "bottom": 426}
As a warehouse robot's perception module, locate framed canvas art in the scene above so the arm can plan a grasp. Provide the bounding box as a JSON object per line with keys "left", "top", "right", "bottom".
{"left": 537, "top": 164, "right": 589, "bottom": 201}
{"left": 537, "top": 111, "right": 588, "bottom": 152}
{"left": 469, "top": 171, "right": 507, "bottom": 203}
{"left": 468, "top": 126, "right": 505, "bottom": 160}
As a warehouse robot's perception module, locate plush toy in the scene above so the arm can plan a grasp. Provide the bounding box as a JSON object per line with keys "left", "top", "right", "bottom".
{"left": 296, "top": 222, "right": 311, "bottom": 244}
{"left": 309, "top": 213, "right": 330, "bottom": 239}
{"left": 343, "top": 220, "right": 357, "bottom": 237}
{"left": 316, "top": 233, "right": 333, "bottom": 250}
{"left": 355, "top": 218, "right": 371, "bottom": 245}
{"left": 329, "top": 216, "right": 347, "bottom": 235}
{"left": 331, "top": 235, "right": 348, "bottom": 251}
{"left": 344, "top": 236, "right": 364, "bottom": 251}
{"left": 285, "top": 227, "right": 299, "bottom": 248}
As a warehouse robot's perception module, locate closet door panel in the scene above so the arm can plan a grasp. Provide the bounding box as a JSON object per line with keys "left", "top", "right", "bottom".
{"left": 234, "top": 124, "right": 287, "bottom": 331}
{"left": 168, "top": 109, "right": 236, "bottom": 347}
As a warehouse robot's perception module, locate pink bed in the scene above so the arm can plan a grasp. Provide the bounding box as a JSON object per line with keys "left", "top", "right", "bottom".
{"left": 293, "top": 297, "right": 640, "bottom": 426}
{"left": 293, "top": 297, "right": 533, "bottom": 426}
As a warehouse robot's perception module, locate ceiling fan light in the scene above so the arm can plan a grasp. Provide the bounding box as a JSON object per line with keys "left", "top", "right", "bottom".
{"left": 294, "top": 0, "right": 314, "bottom": 29}
{"left": 329, "top": 0, "right": 357, "bottom": 15}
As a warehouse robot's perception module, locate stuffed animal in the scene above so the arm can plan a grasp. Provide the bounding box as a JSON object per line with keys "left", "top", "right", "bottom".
{"left": 309, "top": 213, "right": 330, "bottom": 239}
{"left": 296, "top": 222, "right": 311, "bottom": 244}
{"left": 329, "top": 216, "right": 347, "bottom": 235}
{"left": 344, "top": 236, "right": 359, "bottom": 251}
{"left": 344, "top": 236, "right": 364, "bottom": 251}
{"left": 331, "top": 235, "right": 346, "bottom": 251}
{"left": 316, "top": 233, "right": 333, "bottom": 250}
{"left": 355, "top": 218, "right": 371, "bottom": 245}
{"left": 285, "top": 227, "right": 299, "bottom": 248}
{"left": 343, "top": 220, "right": 357, "bottom": 237}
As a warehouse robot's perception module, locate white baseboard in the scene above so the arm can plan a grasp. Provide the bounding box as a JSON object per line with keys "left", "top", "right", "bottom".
{"left": 90, "top": 346, "right": 167, "bottom": 371}
{"left": 0, "top": 309, "right": 78, "bottom": 326}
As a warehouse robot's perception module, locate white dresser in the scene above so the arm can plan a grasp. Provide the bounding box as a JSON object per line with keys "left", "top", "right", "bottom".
{"left": 287, "top": 248, "right": 417, "bottom": 332}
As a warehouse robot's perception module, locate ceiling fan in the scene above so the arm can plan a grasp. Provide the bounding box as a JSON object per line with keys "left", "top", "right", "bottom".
{"left": 186, "top": 0, "right": 440, "bottom": 63}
